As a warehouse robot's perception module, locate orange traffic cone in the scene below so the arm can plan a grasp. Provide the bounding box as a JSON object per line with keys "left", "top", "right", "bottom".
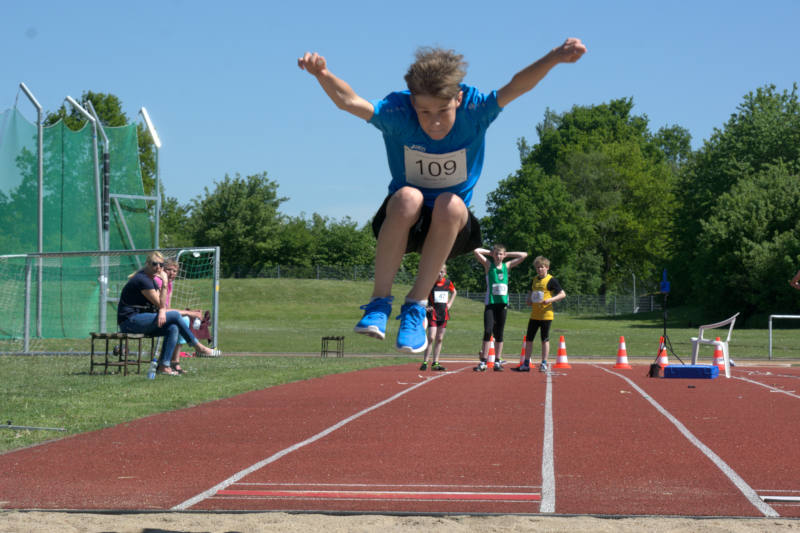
{"left": 712, "top": 337, "right": 725, "bottom": 370}
{"left": 553, "top": 336, "right": 571, "bottom": 369}
{"left": 487, "top": 336, "right": 496, "bottom": 369}
{"left": 614, "top": 336, "right": 632, "bottom": 369}
{"left": 656, "top": 336, "right": 669, "bottom": 367}
{"left": 517, "top": 335, "right": 527, "bottom": 368}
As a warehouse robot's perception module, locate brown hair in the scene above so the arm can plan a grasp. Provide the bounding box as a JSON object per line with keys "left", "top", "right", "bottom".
{"left": 404, "top": 47, "right": 467, "bottom": 99}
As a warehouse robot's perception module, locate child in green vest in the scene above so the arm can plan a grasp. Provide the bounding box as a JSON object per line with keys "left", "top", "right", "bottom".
{"left": 473, "top": 244, "right": 528, "bottom": 371}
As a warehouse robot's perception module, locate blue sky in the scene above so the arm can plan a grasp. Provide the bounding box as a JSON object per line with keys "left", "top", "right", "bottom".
{"left": 3, "top": 1, "right": 798, "bottom": 225}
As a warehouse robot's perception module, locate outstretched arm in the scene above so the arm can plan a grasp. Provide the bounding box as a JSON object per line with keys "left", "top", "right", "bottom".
{"left": 496, "top": 38, "right": 587, "bottom": 109}
{"left": 298, "top": 52, "right": 374, "bottom": 121}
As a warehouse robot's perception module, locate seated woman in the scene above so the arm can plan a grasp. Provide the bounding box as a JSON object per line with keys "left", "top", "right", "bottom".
{"left": 155, "top": 258, "right": 208, "bottom": 374}
{"left": 117, "top": 251, "right": 220, "bottom": 376}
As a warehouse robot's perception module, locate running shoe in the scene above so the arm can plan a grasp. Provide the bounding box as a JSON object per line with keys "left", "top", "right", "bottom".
{"left": 519, "top": 362, "right": 531, "bottom": 372}
{"left": 431, "top": 362, "right": 446, "bottom": 371}
{"left": 395, "top": 302, "right": 428, "bottom": 353}
{"left": 353, "top": 296, "right": 393, "bottom": 340}
{"left": 539, "top": 361, "right": 548, "bottom": 373}
{"left": 493, "top": 362, "right": 504, "bottom": 371}
{"left": 419, "top": 362, "right": 428, "bottom": 371}
{"left": 474, "top": 361, "right": 487, "bottom": 372}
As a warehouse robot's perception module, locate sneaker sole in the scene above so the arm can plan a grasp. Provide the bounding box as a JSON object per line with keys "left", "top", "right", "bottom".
{"left": 396, "top": 339, "right": 428, "bottom": 354}
{"left": 353, "top": 325, "right": 386, "bottom": 340}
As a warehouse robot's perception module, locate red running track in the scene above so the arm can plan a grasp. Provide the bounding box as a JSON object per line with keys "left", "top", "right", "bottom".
{"left": 0, "top": 363, "right": 798, "bottom": 517}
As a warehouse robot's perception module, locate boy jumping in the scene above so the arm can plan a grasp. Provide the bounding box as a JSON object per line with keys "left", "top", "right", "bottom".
{"left": 298, "top": 38, "right": 586, "bottom": 353}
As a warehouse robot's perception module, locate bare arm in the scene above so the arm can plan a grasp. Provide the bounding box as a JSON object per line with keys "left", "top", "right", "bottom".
{"left": 505, "top": 251, "right": 528, "bottom": 270}
{"left": 496, "top": 38, "right": 587, "bottom": 109}
{"left": 545, "top": 290, "right": 567, "bottom": 305}
{"left": 142, "top": 272, "right": 169, "bottom": 326}
{"left": 473, "top": 248, "right": 491, "bottom": 271}
{"left": 298, "top": 52, "right": 374, "bottom": 121}
{"left": 448, "top": 287, "right": 457, "bottom": 309}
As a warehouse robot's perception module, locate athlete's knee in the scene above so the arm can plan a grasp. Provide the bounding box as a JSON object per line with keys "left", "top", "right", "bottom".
{"left": 387, "top": 187, "right": 424, "bottom": 220}
{"left": 431, "top": 193, "right": 467, "bottom": 226}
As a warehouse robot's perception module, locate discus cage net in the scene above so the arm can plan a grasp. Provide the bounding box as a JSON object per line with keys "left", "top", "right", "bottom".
{"left": 1, "top": 86, "right": 219, "bottom": 354}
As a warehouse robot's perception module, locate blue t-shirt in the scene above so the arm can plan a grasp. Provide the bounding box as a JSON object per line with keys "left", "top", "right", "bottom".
{"left": 369, "top": 83, "right": 502, "bottom": 207}
{"left": 117, "top": 270, "right": 158, "bottom": 325}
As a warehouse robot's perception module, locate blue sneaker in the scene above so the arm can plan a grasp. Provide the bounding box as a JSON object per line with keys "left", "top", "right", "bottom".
{"left": 395, "top": 302, "right": 428, "bottom": 353}
{"left": 353, "top": 296, "right": 393, "bottom": 340}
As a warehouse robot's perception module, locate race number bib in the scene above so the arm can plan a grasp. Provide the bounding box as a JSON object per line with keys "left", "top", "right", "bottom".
{"left": 433, "top": 291, "right": 449, "bottom": 303}
{"left": 530, "top": 291, "right": 544, "bottom": 303}
{"left": 492, "top": 283, "right": 508, "bottom": 296}
{"left": 404, "top": 146, "right": 467, "bottom": 188}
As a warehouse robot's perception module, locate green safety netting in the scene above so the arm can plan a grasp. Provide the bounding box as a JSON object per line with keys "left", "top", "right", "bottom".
{"left": 0, "top": 107, "right": 154, "bottom": 254}
{"left": 0, "top": 106, "right": 155, "bottom": 344}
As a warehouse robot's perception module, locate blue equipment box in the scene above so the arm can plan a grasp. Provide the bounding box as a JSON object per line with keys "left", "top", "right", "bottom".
{"left": 663, "top": 364, "right": 719, "bottom": 379}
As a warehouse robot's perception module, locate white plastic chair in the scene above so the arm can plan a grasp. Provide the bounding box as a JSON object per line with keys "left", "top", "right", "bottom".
{"left": 690, "top": 312, "right": 739, "bottom": 378}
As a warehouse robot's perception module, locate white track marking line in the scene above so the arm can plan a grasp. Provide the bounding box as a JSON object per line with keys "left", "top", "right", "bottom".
{"left": 597, "top": 365, "right": 779, "bottom": 517}
{"left": 172, "top": 367, "right": 466, "bottom": 511}
{"left": 540, "top": 369, "right": 556, "bottom": 513}
{"left": 734, "top": 376, "right": 800, "bottom": 399}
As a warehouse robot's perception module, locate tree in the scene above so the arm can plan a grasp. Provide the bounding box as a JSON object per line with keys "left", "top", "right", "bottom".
{"left": 189, "top": 172, "right": 287, "bottom": 275}
{"left": 159, "top": 196, "right": 193, "bottom": 248}
{"left": 488, "top": 98, "right": 678, "bottom": 295}
{"left": 672, "top": 84, "right": 800, "bottom": 298}
{"left": 484, "top": 164, "right": 598, "bottom": 294}
{"left": 693, "top": 162, "right": 800, "bottom": 322}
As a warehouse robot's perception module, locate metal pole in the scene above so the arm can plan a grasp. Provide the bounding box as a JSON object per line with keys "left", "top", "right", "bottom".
{"left": 24, "top": 257, "right": 32, "bottom": 353}
{"left": 65, "top": 97, "right": 104, "bottom": 331}
{"left": 86, "top": 100, "right": 110, "bottom": 333}
{"left": 213, "top": 246, "right": 220, "bottom": 349}
{"left": 768, "top": 315, "right": 773, "bottom": 360}
{"left": 139, "top": 108, "right": 161, "bottom": 248}
{"left": 19, "top": 83, "right": 44, "bottom": 337}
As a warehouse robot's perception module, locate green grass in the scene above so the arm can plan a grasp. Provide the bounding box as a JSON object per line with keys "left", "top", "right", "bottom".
{"left": 219, "top": 278, "right": 800, "bottom": 361}
{"left": 2, "top": 278, "right": 798, "bottom": 453}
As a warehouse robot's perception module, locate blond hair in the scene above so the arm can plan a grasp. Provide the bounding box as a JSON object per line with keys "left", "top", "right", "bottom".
{"left": 129, "top": 251, "right": 165, "bottom": 278}
{"left": 404, "top": 47, "right": 467, "bottom": 99}
{"left": 533, "top": 255, "right": 550, "bottom": 268}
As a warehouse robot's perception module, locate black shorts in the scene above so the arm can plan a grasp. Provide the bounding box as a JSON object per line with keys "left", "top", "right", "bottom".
{"left": 371, "top": 193, "right": 482, "bottom": 259}
{"left": 526, "top": 319, "right": 553, "bottom": 343}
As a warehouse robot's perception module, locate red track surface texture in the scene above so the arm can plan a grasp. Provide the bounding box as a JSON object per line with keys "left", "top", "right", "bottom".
{"left": 1, "top": 363, "right": 799, "bottom": 517}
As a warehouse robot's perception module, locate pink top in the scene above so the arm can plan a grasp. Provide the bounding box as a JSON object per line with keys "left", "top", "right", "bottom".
{"left": 153, "top": 276, "right": 173, "bottom": 308}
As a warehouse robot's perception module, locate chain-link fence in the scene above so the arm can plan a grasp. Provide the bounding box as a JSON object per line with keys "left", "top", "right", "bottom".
{"left": 239, "top": 264, "right": 661, "bottom": 316}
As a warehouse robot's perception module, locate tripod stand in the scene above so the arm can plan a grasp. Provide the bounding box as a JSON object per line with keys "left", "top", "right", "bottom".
{"left": 658, "top": 292, "right": 684, "bottom": 364}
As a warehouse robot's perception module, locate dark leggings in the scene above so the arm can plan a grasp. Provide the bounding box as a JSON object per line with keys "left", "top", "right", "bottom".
{"left": 483, "top": 303, "right": 507, "bottom": 342}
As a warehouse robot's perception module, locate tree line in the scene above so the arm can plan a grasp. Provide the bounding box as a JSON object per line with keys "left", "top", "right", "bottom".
{"left": 12, "top": 84, "right": 800, "bottom": 324}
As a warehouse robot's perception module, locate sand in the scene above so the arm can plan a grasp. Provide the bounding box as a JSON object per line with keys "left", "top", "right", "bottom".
{"left": 2, "top": 511, "right": 799, "bottom": 532}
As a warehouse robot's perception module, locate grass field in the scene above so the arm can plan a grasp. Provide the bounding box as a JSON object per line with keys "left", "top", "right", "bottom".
{"left": 1, "top": 278, "right": 798, "bottom": 453}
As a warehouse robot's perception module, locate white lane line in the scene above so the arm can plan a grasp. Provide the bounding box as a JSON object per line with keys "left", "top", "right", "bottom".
{"left": 172, "top": 368, "right": 464, "bottom": 511}
{"left": 734, "top": 376, "right": 800, "bottom": 399}
{"left": 598, "top": 366, "right": 779, "bottom": 517}
{"left": 540, "top": 369, "right": 556, "bottom": 513}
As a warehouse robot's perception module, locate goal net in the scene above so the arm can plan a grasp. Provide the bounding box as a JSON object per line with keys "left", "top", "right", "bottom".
{"left": 0, "top": 247, "right": 219, "bottom": 354}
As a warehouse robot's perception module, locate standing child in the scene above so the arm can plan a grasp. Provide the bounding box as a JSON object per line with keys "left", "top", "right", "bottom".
{"left": 298, "top": 38, "right": 586, "bottom": 353}
{"left": 474, "top": 245, "right": 528, "bottom": 371}
{"left": 421, "top": 264, "right": 456, "bottom": 371}
{"left": 520, "top": 256, "right": 566, "bottom": 372}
